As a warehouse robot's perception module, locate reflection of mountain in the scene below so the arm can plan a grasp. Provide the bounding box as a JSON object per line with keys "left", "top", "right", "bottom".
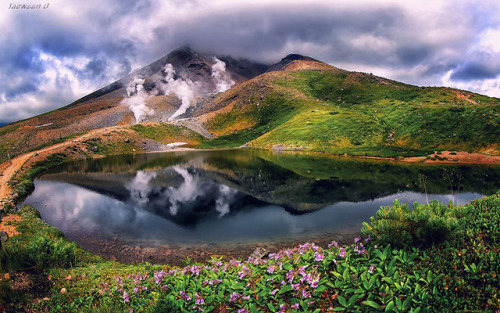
{"left": 40, "top": 150, "right": 500, "bottom": 226}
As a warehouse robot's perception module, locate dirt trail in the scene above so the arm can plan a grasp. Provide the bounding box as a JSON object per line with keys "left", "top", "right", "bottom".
{"left": 0, "top": 126, "right": 126, "bottom": 203}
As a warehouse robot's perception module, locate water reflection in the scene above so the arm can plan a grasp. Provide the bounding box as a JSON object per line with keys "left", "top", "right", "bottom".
{"left": 23, "top": 150, "right": 500, "bottom": 247}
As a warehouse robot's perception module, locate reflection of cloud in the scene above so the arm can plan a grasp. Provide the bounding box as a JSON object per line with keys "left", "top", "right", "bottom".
{"left": 215, "top": 185, "right": 237, "bottom": 217}
{"left": 126, "top": 170, "right": 157, "bottom": 205}
{"left": 164, "top": 166, "right": 201, "bottom": 215}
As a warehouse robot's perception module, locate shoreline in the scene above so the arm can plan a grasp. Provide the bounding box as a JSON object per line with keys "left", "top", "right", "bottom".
{"left": 2, "top": 141, "right": 499, "bottom": 205}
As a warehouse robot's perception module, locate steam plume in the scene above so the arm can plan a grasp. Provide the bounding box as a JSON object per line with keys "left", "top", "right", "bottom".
{"left": 211, "top": 57, "right": 234, "bottom": 92}
{"left": 121, "top": 78, "right": 154, "bottom": 123}
{"left": 162, "top": 64, "right": 196, "bottom": 120}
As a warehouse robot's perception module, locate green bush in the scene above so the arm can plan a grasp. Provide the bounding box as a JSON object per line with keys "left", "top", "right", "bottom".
{"left": 361, "top": 199, "right": 468, "bottom": 248}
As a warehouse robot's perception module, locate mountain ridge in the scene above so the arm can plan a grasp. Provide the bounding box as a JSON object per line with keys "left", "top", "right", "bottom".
{"left": 0, "top": 47, "right": 499, "bottom": 166}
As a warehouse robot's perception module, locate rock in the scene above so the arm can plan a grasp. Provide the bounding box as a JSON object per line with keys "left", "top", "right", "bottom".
{"left": 4, "top": 273, "right": 10, "bottom": 280}
{"left": 91, "top": 146, "right": 99, "bottom": 152}
{"left": 249, "top": 247, "right": 269, "bottom": 260}
{"left": 125, "top": 138, "right": 130, "bottom": 143}
{"left": 0, "top": 231, "right": 8, "bottom": 242}
{"left": 60, "top": 288, "right": 67, "bottom": 294}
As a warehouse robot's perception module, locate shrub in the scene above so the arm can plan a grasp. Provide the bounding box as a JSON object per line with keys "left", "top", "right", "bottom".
{"left": 361, "top": 199, "right": 467, "bottom": 248}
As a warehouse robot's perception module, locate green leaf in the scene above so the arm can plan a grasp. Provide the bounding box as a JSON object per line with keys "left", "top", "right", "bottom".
{"left": 385, "top": 300, "right": 395, "bottom": 312}
{"left": 387, "top": 259, "right": 397, "bottom": 276}
{"left": 383, "top": 245, "right": 392, "bottom": 259}
{"left": 283, "top": 263, "right": 294, "bottom": 271}
{"left": 206, "top": 295, "right": 215, "bottom": 303}
{"left": 348, "top": 295, "right": 358, "bottom": 307}
{"left": 362, "top": 300, "right": 381, "bottom": 309}
{"left": 382, "top": 277, "right": 394, "bottom": 284}
{"left": 332, "top": 307, "right": 345, "bottom": 312}
{"left": 403, "top": 296, "right": 413, "bottom": 310}
{"left": 232, "top": 282, "right": 245, "bottom": 290}
{"left": 338, "top": 295, "right": 348, "bottom": 307}
{"left": 343, "top": 268, "right": 349, "bottom": 281}
{"left": 278, "top": 284, "right": 293, "bottom": 295}
{"left": 267, "top": 303, "right": 276, "bottom": 312}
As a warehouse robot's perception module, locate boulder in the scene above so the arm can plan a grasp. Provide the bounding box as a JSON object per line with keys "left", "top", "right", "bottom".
{"left": 249, "top": 247, "right": 269, "bottom": 260}
{"left": 0, "top": 231, "right": 8, "bottom": 242}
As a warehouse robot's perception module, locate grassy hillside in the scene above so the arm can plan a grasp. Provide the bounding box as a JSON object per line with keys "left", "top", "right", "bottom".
{"left": 199, "top": 63, "right": 500, "bottom": 157}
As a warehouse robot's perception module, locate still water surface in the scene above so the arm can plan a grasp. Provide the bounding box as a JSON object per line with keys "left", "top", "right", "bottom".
{"left": 23, "top": 150, "right": 500, "bottom": 249}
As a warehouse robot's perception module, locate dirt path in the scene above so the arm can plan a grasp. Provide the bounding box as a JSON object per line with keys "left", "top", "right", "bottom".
{"left": 0, "top": 126, "right": 127, "bottom": 204}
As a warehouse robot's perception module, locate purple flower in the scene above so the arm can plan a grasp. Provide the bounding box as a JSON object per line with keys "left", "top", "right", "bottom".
{"left": 338, "top": 247, "right": 346, "bottom": 259}
{"left": 238, "top": 309, "right": 249, "bottom": 313}
{"left": 368, "top": 265, "right": 376, "bottom": 274}
{"left": 328, "top": 241, "right": 338, "bottom": 248}
{"left": 133, "top": 287, "right": 138, "bottom": 294}
{"left": 271, "top": 288, "right": 279, "bottom": 296}
{"left": 291, "top": 303, "right": 299, "bottom": 309}
{"left": 193, "top": 306, "right": 204, "bottom": 312}
{"left": 365, "top": 235, "right": 373, "bottom": 242}
{"left": 230, "top": 292, "right": 241, "bottom": 302}
{"left": 301, "top": 290, "right": 311, "bottom": 298}
{"left": 354, "top": 237, "right": 361, "bottom": 243}
{"left": 195, "top": 293, "right": 205, "bottom": 305}
{"left": 267, "top": 266, "right": 275, "bottom": 274}
{"left": 314, "top": 252, "right": 324, "bottom": 262}
{"left": 122, "top": 291, "right": 130, "bottom": 303}
{"left": 242, "top": 295, "right": 250, "bottom": 300}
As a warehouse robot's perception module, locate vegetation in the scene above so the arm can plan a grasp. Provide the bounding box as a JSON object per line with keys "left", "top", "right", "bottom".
{"left": 199, "top": 70, "right": 499, "bottom": 157}
{"left": 9, "top": 153, "right": 70, "bottom": 199}
{"left": 131, "top": 124, "right": 207, "bottom": 146}
{"left": 1, "top": 190, "right": 498, "bottom": 312}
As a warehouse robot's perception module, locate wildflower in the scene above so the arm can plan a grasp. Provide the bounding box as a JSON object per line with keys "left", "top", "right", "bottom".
{"left": 314, "top": 252, "right": 324, "bottom": 262}
{"left": 365, "top": 235, "right": 373, "bottom": 242}
{"left": 310, "top": 276, "right": 320, "bottom": 289}
{"left": 195, "top": 293, "right": 205, "bottom": 305}
{"left": 368, "top": 265, "right": 376, "bottom": 274}
{"left": 292, "top": 283, "right": 300, "bottom": 291}
{"left": 122, "top": 291, "right": 130, "bottom": 303}
{"left": 242, "top": 295, "right": 250, "bottom": 300}
{"left": 238, "top": 309, "right": 249, "bottom": 313}
{"left": 193, "top": 306, "right": 204, "bottom": 312}
{"left": 328, "top": 241, "right": 338, "bottom": 248}
{"left": 267, "top": 266, "right": 275, "bottom": 274}
{"left": 271, "top": 288, "right": 279, "bottom": 296}
{"left": 338, "top": 247, "right": 346, "bottom": 259}
{"left": 301, "top": 290, "right": 312, "bottom": 298}
{"left": 230, "top": 292, "right": 240, "bottom": 302}
{"left": 133, "top": 287, "right": 138, "bottom": 294}
{"left": 354, "top": 237, "right": 361, "bottom": 243}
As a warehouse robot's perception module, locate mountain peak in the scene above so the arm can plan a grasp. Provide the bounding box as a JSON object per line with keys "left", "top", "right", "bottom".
{"left": 265, "top": 54, "right": 321, "bottom": 72}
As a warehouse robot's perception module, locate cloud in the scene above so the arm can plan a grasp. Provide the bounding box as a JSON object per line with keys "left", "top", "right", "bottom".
{"left": 1, "top": 0, "right": 500, "bottom": 124}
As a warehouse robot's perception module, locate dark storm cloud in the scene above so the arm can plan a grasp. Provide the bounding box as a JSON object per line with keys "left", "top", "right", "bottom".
{"left": 1, "top": 0, "right": 499, "bottom": 125}
{"left": 450, "top": 52, "right": 500, "bottom": 81}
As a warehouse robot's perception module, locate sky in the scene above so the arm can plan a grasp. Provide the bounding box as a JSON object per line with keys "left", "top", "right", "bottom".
{"left": 1, "top": 0, "right": 500, "bottom": 125}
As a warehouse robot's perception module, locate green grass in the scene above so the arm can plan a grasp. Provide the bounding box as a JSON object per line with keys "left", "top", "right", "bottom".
{"left": 203, "top": 70, "right": 500, "bottom": 157}
{"left": 131, "top": 123, "right": 206, "bottom": 146}
{"left": 1, "top": 192, "right": 498, "bottom": 312}
{"left": 9, "top": 153, "right": 71, "bottom": 200}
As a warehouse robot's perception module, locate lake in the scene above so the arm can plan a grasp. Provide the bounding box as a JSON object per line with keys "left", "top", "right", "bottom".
{"left": 22, "top": 149, "right": 500, "bottom": 263}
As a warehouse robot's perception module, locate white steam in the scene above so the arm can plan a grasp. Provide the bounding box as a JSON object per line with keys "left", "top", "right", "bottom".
{"left": 211, "top": 57, "right": 234, "bottom": 92}
{"left": 162, "top": 64, "right": 197, "bottom": 120}
{"left": 121, "top": 78, "right": 154, "bottom": 123}
{"left": 121, "top": 58, "right": 235, "bottom": 122}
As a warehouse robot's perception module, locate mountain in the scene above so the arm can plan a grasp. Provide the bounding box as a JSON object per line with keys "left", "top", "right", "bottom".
{"left": 0, "top": 48, "right": 499, "bottom": 164}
